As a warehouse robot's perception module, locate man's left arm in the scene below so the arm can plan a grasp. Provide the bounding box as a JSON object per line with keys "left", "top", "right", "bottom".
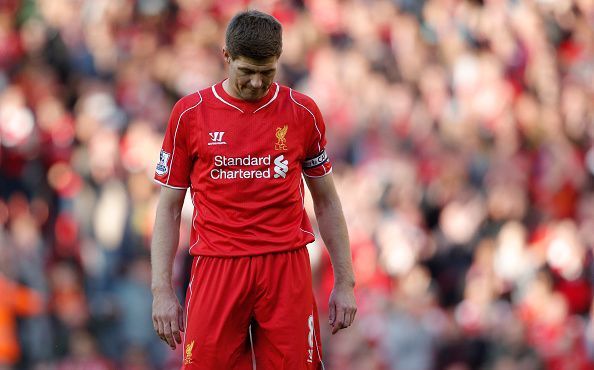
{"left": 305, "top": 173, "right": 357, "bottom": 334}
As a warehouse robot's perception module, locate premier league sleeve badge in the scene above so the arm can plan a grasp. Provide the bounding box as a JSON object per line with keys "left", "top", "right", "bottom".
{"left": 155, "top": 149, "right": 171, "bottom": 176}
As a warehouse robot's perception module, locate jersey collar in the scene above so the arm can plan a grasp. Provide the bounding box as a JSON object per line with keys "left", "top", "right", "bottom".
{"left": 212, "top": 80, "right": 279, "bottom": 114}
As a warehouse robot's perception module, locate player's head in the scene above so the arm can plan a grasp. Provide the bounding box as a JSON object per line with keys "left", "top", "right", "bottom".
{"left": 223, "top": 10, "right": 282, "bottom": 101}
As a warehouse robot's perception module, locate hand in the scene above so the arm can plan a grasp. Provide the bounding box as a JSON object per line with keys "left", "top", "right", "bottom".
{"left": 328, "top": 284, "right": 357, "bottom": 334}
{"left": 152, "top": 287, "right": 185, "bottom": 349}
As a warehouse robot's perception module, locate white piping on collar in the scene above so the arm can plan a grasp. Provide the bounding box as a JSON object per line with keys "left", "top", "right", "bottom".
{"left": 212, "top": 84, "right": 244, "bottom": 113}
{"left": 211, "top": 82, "right": 279, "bottom": 113}
{"left": 253, "top": 83, "right": 279, "bottom": 113}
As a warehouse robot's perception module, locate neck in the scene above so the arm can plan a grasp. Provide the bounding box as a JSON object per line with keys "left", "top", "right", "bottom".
{"left": 222, "top": 79, "right": 241, "bottom": 99}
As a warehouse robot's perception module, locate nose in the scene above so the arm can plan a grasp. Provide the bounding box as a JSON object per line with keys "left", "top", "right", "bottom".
{"left": 249, "top": 74, "right": 263, "bottom": 89}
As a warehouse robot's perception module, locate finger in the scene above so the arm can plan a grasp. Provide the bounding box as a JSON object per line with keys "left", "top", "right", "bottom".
{"left": 171, "top": 315, "right": 182, "bottom": 344}
{"left": 344, "top": 309, "right": 352, "bottom": 327}
{"left": 163, "top": 321, "right": 176, "bottom": 349}
{"left": 328, "top": 301, "right": 336, "bottom": 325}
{"left": 336, "top": 306, "right": 346, "bottom": 327}
{"left": 157, "top": 319, "right": 165, "bottom": 339}
{"left": 346, "top": 309, "right": 355, "bottom": 327}
{"left": 331, "top": 320, "right": 344, "bottom": 334}
{"left": 332, "top": 307, "right": 346, "bottom": 334}
{"left": 152, "top": 316, "right": 159, "bottom": 333}
{"left": 178, "top": 306, "right": 185, "bottom": 333}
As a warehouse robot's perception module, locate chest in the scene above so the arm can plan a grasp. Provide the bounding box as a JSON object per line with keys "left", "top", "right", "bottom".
{"left": 198, "top": 109, "right": 306, "bottom": 161}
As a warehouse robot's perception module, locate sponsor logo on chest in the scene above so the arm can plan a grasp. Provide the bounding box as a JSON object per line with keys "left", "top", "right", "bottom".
{"left": 207, "top": 126, "right": 291, "bottom": 180}
{"left": 210, "top": 154, "right": 290, "bottom": 180}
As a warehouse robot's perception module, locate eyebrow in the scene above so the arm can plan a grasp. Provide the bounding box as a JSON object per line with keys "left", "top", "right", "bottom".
{"left": 238, "top": 67, "right": 276, "bottom": 73}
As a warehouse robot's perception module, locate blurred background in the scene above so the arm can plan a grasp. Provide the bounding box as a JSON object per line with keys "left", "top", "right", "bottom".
{"left": 0, "top": 0, "right": 593, "bottom": 369}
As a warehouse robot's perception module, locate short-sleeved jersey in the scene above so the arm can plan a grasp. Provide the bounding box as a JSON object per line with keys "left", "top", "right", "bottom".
{"left": 154, "top": 81, "right": 333, "bottom": 256}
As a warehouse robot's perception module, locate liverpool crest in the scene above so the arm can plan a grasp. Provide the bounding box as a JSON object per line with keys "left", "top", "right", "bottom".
{"left": 184, "top": 340, "right": 195, "bottom": 365}
{"left": 275, "top": 125, "right": 288, "bottom": 151}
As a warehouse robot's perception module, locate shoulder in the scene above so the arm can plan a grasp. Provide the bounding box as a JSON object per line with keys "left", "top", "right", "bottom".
{"left": 284, "top": 87, "right": 316, "bottom": 108}
{"left": 173, "top": 90, "right": 206, "bottom": 113}
{"left": 280, "top": 86, "right": 321, "bottom": 118}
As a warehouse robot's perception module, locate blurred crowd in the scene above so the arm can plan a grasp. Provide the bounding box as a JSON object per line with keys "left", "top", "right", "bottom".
{"left": 0, "top": 0, "right": 593, "bottom": 369}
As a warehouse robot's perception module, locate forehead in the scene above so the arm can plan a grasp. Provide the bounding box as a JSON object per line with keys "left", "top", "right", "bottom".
{"left": 234, "top": 55, "right": 278, "bottom": 70}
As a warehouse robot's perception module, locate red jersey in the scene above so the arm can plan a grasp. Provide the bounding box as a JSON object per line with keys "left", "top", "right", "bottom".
{"left": 154, "top": 81, "right": 332, "bottom": 256}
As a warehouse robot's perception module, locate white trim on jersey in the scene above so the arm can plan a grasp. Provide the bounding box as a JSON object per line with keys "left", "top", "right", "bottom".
{"left": 189, "top": 193, "right": 201, "bottom": 255}
{"left": 299, "top": 177, "right": 316, "bottom": 239}
{"left": 182, "top": 256, "right": 200, "bottom": 350}
{"left": 212, "top": 84, "right": 244, "bottom": 113}
{"left": 191, "top": 193, "right": 198, "bottom": 231}
{"left": 289, "top": 89, "right": 327, "bottom": 175}
{"left": 299, "top": 176, "right": 305, "bottom": 209}
{"left": 212, "top": 82, "right": 279, "bottom": 114}
{"left": 299, "top": 176, "right": 316, "bottom": 239}
{"left": 153, "top": 178, "right": 188, "bottom": 190}
{"left": 289, "top": 89, "right": 322, "bottom": 152}
{"left": 303, "top": 167, "right": 333, "bottom": 178}
{"left": 167, "top": 92, "right": 203, "bottom": 185}
{"left": 188, "top": 236, "right": 200, "bottom": 254}
{"left": 301, "top": 228, "right": 316, "bottom": 239}
{"left": 253, "top": 83, "right": 279, "bottom": 113}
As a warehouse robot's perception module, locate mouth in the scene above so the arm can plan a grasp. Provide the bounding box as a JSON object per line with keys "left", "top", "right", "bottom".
{"left": 243, "top": 87, "right": 267, "bottom": 99}
{"left": 248, "top": 87, "right": 265, "bottom": 93}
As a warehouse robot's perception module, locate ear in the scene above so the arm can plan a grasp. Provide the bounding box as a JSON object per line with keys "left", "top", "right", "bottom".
{"left": 222, "top": 48, "right": 231, "bottom": 64}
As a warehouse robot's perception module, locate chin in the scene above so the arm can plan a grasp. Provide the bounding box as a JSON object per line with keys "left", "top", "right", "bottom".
{"left": 242, "top": 91, "right": 265, "bottom": 101}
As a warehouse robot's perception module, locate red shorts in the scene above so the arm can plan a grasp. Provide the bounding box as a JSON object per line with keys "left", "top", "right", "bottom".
{"left": 181, "top": 247, "right": 324, "bottom": 370}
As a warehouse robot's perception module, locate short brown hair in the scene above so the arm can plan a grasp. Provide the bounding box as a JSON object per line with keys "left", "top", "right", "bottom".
{"left": 225, "top": 10, "right": 282, "bottom": 60}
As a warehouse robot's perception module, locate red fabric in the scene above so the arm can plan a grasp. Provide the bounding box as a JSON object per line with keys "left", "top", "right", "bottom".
{"left": 555, "top": 277, "right": 592, "bottom": 315}
{"left": 0, "top": 275, "right": 43, "bottom": 365}
{"left": 154, "top": 82, "right": 332, "bottom": 256}
{"left": 182, "top": 247, "right": 323, "bottom": 370}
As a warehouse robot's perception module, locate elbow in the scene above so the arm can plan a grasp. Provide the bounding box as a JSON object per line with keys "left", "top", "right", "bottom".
{"left": 313, "top": 197, "right": 341, "bottom": 217}
{"left": 171, "top": 207, "right": 183, "bottom": 222}
{"left": 158, "top": 198, "right": 184, "bottom": 221}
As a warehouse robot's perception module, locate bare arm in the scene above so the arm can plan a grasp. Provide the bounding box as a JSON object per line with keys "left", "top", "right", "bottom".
{"left": 151, "top": 186, "right": 186, "bottom": 349}
{"left": 305, "top": 173, "right": 357, "bottom": 334}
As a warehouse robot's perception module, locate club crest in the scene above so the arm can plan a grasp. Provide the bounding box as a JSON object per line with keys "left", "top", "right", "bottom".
{"left": 275, "top": 125, "right": 288, "bottom": 151}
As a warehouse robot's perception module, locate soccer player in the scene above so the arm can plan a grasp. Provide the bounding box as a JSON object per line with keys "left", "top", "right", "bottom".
{"left": 151, "top": 10, "right": 356, "bottom": 370}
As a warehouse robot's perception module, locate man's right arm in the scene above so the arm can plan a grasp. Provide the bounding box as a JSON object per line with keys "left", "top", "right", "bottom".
{"left": 151, "top": 186, "right": 186, "bottom": 350}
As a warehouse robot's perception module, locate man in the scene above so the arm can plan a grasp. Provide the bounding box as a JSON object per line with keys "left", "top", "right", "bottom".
{"left": 151, "top": 10, "right": 356, "bottom": 370}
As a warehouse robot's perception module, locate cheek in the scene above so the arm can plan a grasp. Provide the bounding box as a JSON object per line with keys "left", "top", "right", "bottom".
{"left": 258, "top": 78, "right": 272, "bottom": 91}
{"left": 237, "top": 76, "right": 252, "bottom": 87}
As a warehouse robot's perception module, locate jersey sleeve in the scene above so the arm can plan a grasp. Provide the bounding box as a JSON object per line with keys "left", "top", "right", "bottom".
{"left": 302, "top": 99, "right": 332, "bottom": 178}
{"left": 154, "top": 100, "right": 191, "bottom": 189}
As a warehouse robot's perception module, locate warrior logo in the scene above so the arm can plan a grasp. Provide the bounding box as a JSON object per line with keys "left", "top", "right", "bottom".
{"left": 208, "top": 131, "right": 226, "bottom": 145}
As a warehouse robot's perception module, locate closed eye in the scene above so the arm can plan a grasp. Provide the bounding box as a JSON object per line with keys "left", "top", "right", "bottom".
{"left": 238, "top": 68, "right": 275, "bottom": 75}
